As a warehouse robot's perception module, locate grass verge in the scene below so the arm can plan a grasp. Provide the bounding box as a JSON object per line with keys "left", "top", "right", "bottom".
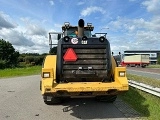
{"left": 127, "top": 74, "right": 160, "bottom": 88}
{"left": 146, "top": 64, "right": 160, "bottom": 68}
{"left": 120, "top": 73, "right": 160, "bottom": 120}
{"left": 120, "top": 87, "right": 160, "bottom": 120}
{"left": 0, "top": 66, "right": 41, "bottom": 78}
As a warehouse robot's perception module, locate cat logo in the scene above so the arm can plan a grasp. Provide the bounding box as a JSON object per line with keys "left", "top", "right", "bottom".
{"left": 81, "top": 40, "right": 87, "bottom": 44}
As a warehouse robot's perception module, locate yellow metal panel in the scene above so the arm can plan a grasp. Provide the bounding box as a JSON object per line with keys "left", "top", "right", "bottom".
{"left": 114, "top": 67, "right": 129, "bottom": 89}
{"left": 41, "top": 55, "right": 57, "bottom": 94}
{"left": 54, "top": 82, "right": 122, "bottom": 91}
{"left": 111, "top": 56, "right": 117, "bottom": 75}
{"left": 43, "top": 81, "right": 128, "bottom": 96}
{"left": 43, "top": 55, "right": 57, "bottom": 80}
{"left": 41, "top": 78, "right": 53, "bottom": 94}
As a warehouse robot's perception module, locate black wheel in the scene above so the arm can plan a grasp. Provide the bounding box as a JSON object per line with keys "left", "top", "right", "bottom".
{"left": 43, "top": 96, "right": 62, "bottom": 105}
{"left": 141, "top": 65, "right": 146, "bottom": 68}
{"left": 95, "top": 95, "right": 117, "bottom": 103}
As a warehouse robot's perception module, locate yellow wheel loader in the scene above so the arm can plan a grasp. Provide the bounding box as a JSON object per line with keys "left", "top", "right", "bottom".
{"left": 40, "top": 19, "right": 128, "bottom": 105}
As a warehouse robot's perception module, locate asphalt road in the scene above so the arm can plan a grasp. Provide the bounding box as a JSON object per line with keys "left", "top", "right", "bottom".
{"left": 0, "top": 75, "right": 141, "bottom": 120}
{"left": 127, "top": 68, "right": 160, "bottom": 80}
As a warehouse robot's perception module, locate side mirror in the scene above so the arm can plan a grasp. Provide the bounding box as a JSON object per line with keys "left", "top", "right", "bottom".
{"left": 57, "top": 34, "right": 61, "bottom": 40}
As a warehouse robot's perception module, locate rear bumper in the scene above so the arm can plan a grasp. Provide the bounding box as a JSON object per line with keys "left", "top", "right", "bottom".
{"left": 41, "top": 67, "right": 129, "bottom": 97}
{"left": 42, "top": 82, "right": 128, "bottom": 96}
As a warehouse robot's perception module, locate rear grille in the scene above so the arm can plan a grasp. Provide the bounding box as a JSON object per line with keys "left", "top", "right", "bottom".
{"left": 62, "top": 46, "right": 108, "bottom": 82}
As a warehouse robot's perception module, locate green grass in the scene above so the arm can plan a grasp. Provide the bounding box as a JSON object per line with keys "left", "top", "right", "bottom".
{"left": 120, "top": 73, "right": 160, "bottom": 119}
{"left": 146, "top": 64, "right": 160, "bottom": 68}
{"left": 120, "top": 87, "right": 160, "bottom": 120}
{"left": 0, "top": 66, "right": 41, "bottom": 78}
{"left": 127, "top": 74, "right": 160, "bottom": 88}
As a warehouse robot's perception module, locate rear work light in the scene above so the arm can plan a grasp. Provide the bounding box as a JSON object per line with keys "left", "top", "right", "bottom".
{"left": 119, "top": 71, "right": 125, "bottom": 77}
{"left": 43, "top": 72, "right": 50, "bottom": 78}
{"left": 99, "top": 36, "right": 105, "bottom": 42}
{"left": 63, "top": 36, "right": 70, "bottom": 42}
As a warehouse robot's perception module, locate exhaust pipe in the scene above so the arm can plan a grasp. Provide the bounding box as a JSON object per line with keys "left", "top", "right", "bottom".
{"left": 78, "top": 19, "right": 84, "bottom": 37}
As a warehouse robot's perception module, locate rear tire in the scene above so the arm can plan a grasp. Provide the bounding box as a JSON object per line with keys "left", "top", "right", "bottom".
{"left": 95, "top": 95, "right": 117, "bottom": 103}
{"left": 141, "top": 65, "right": 146, "bottom": 68}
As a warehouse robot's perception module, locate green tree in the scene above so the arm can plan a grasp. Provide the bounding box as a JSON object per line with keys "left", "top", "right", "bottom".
{"left": 0, "top": 60, "right": 6, "bottom": 69}
{"left": 0, "top": 39, "right": 19, "bottom": 68}
{"left": 49, "top": 46, "right": 57, "bottom": 54}
{"left": 157, "top": 57, "right": 160, "bottom": 64}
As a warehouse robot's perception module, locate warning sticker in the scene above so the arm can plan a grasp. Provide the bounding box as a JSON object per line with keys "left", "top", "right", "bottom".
{"left": 71, "top": 38, "right": 78, "bottom": 44}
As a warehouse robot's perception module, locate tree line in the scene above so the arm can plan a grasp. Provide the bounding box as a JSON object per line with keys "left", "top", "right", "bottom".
{"left": 18, "top": 53, "right": 47, "bottom": 67}
{"left": 0, "top": 39, "right": 52, "bottom": 69}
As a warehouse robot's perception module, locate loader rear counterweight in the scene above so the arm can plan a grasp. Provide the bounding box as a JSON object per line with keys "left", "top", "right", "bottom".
{"left": 40, "top": 19, "right": 129, "bottom": 104}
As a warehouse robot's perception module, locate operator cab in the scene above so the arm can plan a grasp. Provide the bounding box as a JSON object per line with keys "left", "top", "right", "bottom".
{"left": 62, "top": 22, "right": 94, "bottom": 38}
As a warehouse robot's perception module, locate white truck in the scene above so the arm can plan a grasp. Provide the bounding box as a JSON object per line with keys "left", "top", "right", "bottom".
{"left": 121, "top": 55, "right": 150, "bottom": 68}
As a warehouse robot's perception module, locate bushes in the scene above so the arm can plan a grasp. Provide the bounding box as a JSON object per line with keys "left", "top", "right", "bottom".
{"left": 17, "top": 55, "right": 45, "bottom": 67}
{"left": 0, "top": 60, "right": 6, "bottom": 69}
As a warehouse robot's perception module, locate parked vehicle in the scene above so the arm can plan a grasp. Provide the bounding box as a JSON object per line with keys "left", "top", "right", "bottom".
{"left": 121, "top": 55, "right": 149, "bottom": 68}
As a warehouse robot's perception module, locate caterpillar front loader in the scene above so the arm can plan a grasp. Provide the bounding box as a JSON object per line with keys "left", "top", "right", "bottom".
{"left": 40, "top": 19, "right": 128, "bottom": 104}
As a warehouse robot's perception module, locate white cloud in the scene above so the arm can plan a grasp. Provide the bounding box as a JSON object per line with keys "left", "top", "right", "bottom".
{"left": 20, "top": 17, "right": 47, "bottom": 36}
{"left": 0, "top": 27, "right": 50, "bottom": 53}
{"left": 81, "top": 6, "right": 106, "bottom": 17}
{"left": 26, "top": 24, "right": 47, "bottom": 36}
{"left": 14, "top": 45, "right": 49, "bottom": 54}
{"left": 135, "top": 31, "right": 160, "bottom": 44}
{"left": 49, "top": 0, "right": 54, "bottom": 6}
{"left": 107, "top": 14, "right": 160, "bottom": 52}
{"left": 108, "top": 16, "right": 160, "bottom": 33}
{"left": 0, "top": 28, "right": 34, "bottom": 47}
{"left": 142, "top": 0, "right": 160, "bottom": 15}
{"left": 31, "top": 35, "right": 48, "bottom": 47}
{"left": 0, "top": 11, "right": 17, "bottom": 29}
{"left": 0, "top": 13, "right": 51, "bottom": 53}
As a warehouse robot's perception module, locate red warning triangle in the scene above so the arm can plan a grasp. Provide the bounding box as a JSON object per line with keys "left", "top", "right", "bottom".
{"left": 63, "top": 48, "right": 77, "bottom": 62}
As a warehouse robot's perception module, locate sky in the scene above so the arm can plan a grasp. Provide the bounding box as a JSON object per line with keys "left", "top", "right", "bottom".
{"left": 0, "top": 0, "right": 160, "bottom": 54}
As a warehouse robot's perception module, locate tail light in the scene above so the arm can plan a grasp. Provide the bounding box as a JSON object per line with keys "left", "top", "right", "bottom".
{"left": 99, "top": 36, "right": 105, "bottom": 42}
{"left": 42, "top": 72, "right": 50, "bottom": 78}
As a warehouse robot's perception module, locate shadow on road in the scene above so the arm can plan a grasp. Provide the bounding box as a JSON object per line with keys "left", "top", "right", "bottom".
{"left": 62, "top": 98, "right": 122, "bottom": 119}
{"left": 58, "top": 94, "right": 148, "bottom": 120}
